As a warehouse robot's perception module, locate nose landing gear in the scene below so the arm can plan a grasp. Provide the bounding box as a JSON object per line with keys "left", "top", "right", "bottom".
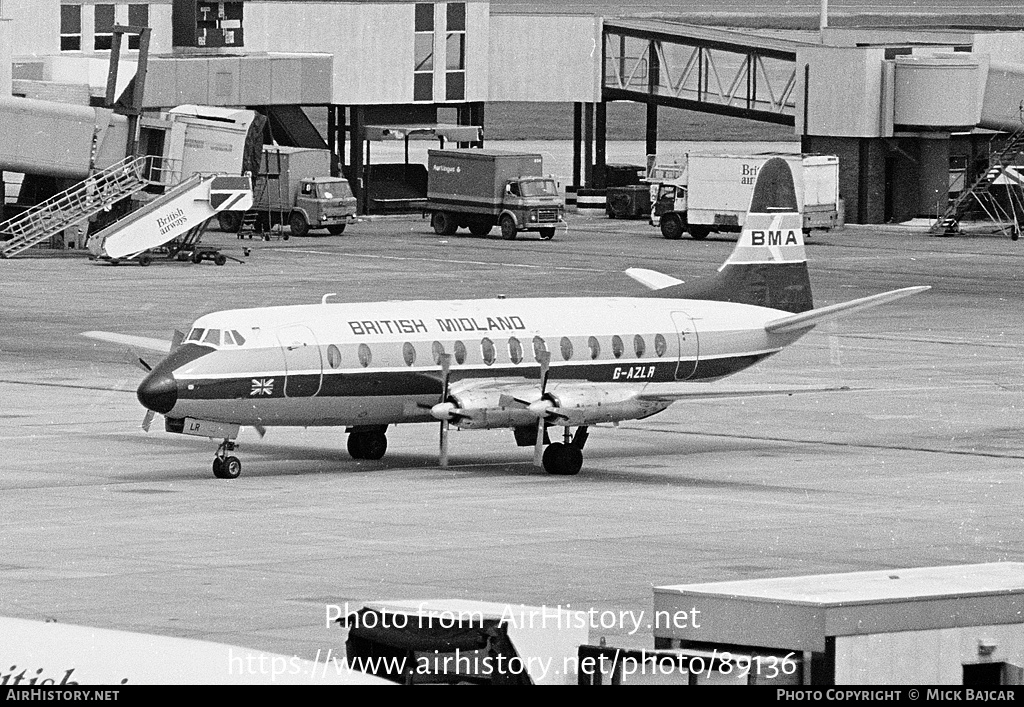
{"left": 212, "top": 439, "right": 242, "bottom": 479}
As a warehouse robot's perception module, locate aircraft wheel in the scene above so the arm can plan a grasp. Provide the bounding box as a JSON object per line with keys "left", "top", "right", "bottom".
{"left": 214, "top": 456, "right": 242, "bottom": 479}
{"left": 542, "top": 443, "right": 583, "bottom": 476}
{"left": 346, "top": 433, "right": 365, "bottom": 459}
{"left": 660, "top": 215, "right": 684, "bottom": 240}
{"left": 499, "top": 215, "right": 518, "bottom": 240}
{"left": 361, "top": 432, "right": 388, "bottom": 460}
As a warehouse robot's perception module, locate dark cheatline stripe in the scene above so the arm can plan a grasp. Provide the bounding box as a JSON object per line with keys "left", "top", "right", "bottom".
{"left": 176, "top": 355, "right": 772, "bottom": 402}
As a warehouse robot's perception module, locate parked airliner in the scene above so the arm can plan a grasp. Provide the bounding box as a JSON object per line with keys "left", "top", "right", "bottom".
{"left": 84, "top": 159, "right": 928, "bottom": 478}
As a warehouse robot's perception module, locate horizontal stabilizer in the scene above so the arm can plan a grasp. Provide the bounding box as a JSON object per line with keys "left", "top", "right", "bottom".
{"left": 81, "top": 330, "right": 171, "bottom": 353}
{"left": 625, "top": 268, "right": 684, "bottom": 290}
{"left": 764, "top": 286, "right": 930, "bottom": 334}
{"left": 638, "top": 384, "right": 853, "bottom": 403}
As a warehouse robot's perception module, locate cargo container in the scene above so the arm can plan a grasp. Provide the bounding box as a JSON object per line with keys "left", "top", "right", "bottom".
{"left": 425, "top": 149, "right": 565, "bottom": 240}
{"left": 651, "top": 153, "right": 840, "bottom": 240}
{"left": 218, "top": 146, "right": 356, "bottom": 236}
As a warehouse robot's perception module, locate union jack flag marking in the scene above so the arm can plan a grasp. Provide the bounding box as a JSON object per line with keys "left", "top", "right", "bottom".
{"left": 250, "top": 378, "right": 274, "bottom": 396}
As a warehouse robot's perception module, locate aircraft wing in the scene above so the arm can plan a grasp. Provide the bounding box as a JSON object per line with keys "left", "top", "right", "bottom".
{"left": 81, "top": 330, "right": 172, "bottom": 353}
{"left": 637, "top": 384, "right": 852, "bottom": 403}
{"left": 764, "top": 286, "right": 930, "bottom": 334}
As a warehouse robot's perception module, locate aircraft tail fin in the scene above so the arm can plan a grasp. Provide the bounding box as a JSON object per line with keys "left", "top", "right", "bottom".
{"left": 646, "top": 157, "right": 813, "bottom": 314}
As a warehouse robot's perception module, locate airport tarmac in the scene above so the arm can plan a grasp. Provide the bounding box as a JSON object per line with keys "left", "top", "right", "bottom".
{"left": 1, "top": 214, "right": 1022, "bottom": 663}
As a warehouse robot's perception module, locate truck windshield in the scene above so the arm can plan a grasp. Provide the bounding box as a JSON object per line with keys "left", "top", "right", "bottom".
{"left": 316, "top": 182, "right": 351, "bottom": 199}
{"left": 519, "top": 180, "right": 558, "bottom": 197}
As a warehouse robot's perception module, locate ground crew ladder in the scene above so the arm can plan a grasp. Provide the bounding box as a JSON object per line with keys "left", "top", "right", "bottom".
{"left": 932, "top": 126, "right": 1024, "bottom": 234}
{"left": 0, "top": 155, "right": 151, "bottom": 258}
{"left": 237, "top": 176, "right": 268, "bottom": 239}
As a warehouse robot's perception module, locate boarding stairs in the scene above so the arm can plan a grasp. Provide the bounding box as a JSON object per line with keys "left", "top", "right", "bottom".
{"left": 931, "top": 126, "right": 1024, "bottom": 234}
{"left": 0, "top": 155, "right": 157, "bottom": 258}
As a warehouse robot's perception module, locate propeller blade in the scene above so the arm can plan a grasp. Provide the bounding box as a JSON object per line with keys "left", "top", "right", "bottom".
{"left": 533, "top": 417, "right": 545, "bottom": 467}
{"left": 439, "top": 420, "right": 450, "bottom": 467}
{"left": 170, "top": 329, "right": 185, "bottom": 351}
{"left": 125, "top": 346, "right": 152, "bottom": 372}
{"left": 437, "top": 353, "right": 452, "bottom": 467}
{"left": 141, "top": 410, "right": 155, "bottom": 432}
{"left": 534, "top": 351, "right": 552, "bottom": 467}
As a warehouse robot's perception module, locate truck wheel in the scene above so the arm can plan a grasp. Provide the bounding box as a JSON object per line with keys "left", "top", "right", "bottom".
{"left": 539, "top": 228, "right": 555, "bottom": 240}
{"left": 327, "top": 224, "right": 347, "bottom": 235}
{"left": 431, "top": 211, "right": 458, "bottom": 236}
{"left": 218, "top": 212, "right": 241, "bottom": 233}
{"left": 499, "top": 215, "right": 518, "bottom": 240}
{"left": 468, "top": 220, "right": 492, "bottom": 236}
{"left": 213, "top": 253, "right": 227, "bottom": 266}
{"left": 289, "top": 212, "right": 309, "bottom": 237}
{"left": 689, "top": 226, "right": 711, "bottom": 240}
{"left": 191, "top": 251, "right": 203, "bottom": 264}
{"left": 660, "top": 214, "right": 684, "bottom": 240}
{"left": 137, "top": 253, "right": 152, "bottom": 267}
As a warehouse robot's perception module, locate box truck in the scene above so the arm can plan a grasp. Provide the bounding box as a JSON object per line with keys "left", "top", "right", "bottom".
{"left": 425, "top": 149, "right": 565, "bottom": 240}
{"left": 218, "top": 146, "right": 356, "bottom": 237}
{"left": 650, "top": 153, "right": 840, "bottom": 240}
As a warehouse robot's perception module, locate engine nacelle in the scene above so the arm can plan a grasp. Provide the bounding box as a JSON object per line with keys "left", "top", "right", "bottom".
{"left": 446, "top": 388, "right": 542, "bottom": 429}
{"left": 544, "top": 384, "right": 670, "bottom": 425}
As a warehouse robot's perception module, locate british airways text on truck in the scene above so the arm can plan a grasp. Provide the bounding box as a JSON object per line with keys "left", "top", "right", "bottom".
{"left": 651, "top": 153, "right": 840, "bottom": 240}
{"left": 425, "top": 149, "right": 565, "bottom": 240}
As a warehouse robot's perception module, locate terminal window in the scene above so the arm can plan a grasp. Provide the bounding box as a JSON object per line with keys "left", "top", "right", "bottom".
{"left": 60, "top": 4, "right": 82, "bottom": 51}
{"left": 94, "top": 4, "right": 115, "bottom": 50}
{"left": 414, "top": 2, "right": 434, "bottom": 101}
{"left": 445, "top": 2, "right": 466, "bottom": 101}
{"left": 128, "top": 4, "right": 149, "bottom": 49}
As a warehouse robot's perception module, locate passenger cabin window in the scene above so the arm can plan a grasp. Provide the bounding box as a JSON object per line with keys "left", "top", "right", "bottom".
{"left": 588, "top": 336, "right": 600, "bottom": 360}
{"left": 328, "top": 344, "right": 342, "bottom": 369}
{"left": 454, "top": 340, "right": 467, "bottom": 364}
{"left": 560, "top": 337, "right": 573, "bottom": 361}
{"left": 533, "top": 336, "right": 547, "bottom": 361}
{"left": 481, "top": 338, "right": 496, "bottom": 365}
{"left": 634, "top": 335, "right": 646, "bottom": 358}
{"left": 403, "top": 342, "right": 416, "bottom": 366}
{"left": 611, "top": 335, "right": 624, "bottom": 359}
{"left": 203, "top": 328, "right": 221, "bottom": 346}
{"left": 432, "top": 341, "right": 445, "bottom": 364}
{"left": 654, "top": 333, "right": 667, "bottom": 357}
{"left": 508, "top": 337, "right": 523, "bottom": 364}
{"left": 358, "top": 344, "right": 372, "bottom": 368}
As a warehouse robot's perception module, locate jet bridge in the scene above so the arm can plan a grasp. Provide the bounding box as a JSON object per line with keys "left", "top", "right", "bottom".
{"left": 88, "top": 174, "right": 252, "bottom": 262}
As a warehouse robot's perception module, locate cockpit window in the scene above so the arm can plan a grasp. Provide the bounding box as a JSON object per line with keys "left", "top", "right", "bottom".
{"left": 222, "top": 330, "right": 236, "bottom": 346}
{"left": 187, "top": 328, "right": 205, "bottom": 342}
{"left": 202, "top": 328, "right": 221, "bottom": 345}
{"left": 232, "top": 330, "right": 246, "bottom": 345}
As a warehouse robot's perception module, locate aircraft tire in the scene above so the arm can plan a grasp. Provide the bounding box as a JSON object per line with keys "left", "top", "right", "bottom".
{"left": 214, "top": 456, "right": 242, "bottom": 479}
{"left": 542, "top": 443, "right": 583, "bottom": 476}
{"left": 361, "top": 432, "right": 388, "bottom": 460}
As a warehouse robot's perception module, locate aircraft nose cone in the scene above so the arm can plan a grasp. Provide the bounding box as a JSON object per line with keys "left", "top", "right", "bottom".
{"left": 137, "top": 369, "right": 177, "bottom": 414}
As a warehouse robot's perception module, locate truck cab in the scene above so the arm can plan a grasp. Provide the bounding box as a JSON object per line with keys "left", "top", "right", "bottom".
{"left": 502, "top": 176, "right": 564, "bottom": 239}
{"left": 651, "top": 179, "right": 692, "bottom": 239}
{"left": 293, "top": 177, "right": 357, "bottom": 236}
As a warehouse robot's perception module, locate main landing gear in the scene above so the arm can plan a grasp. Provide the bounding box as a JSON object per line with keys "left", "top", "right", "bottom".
{"left": 212, "top": 439, "right": 242, "bottom": 479}
{"left": 347, "top": 426, "right": 388, "bottom": 460}
{"left": 541, "top": 426, "right": 589, "bottom": 476}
